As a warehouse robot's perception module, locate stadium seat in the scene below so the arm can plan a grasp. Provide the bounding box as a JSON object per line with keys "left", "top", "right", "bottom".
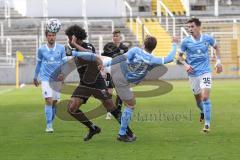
{"left": 127, "top": 18, "right": 172, "bottom": 57}
{"left": 151, "top": 0, "right": 186, "bottom": 16}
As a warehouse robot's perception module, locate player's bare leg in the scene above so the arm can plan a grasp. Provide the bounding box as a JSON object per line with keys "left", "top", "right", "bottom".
{"left": 68, "top": 97, "right": 101, "bottom": 141}
{"left": 194, "top": 94, "right": 204, "bottom": 123}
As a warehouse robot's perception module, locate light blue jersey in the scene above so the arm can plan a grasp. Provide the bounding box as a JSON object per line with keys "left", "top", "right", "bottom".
{"left": 71, "top": 43, "right": 177, "bottom": 84}
{"left": 180, "top": 34, "right": 216, "bottom": 77}
{"left": 104, "top": 44, "right": 177, "bottom": 84}
{"left": 120, "top": 47, "right": 159, "bottom": 84}
{"left": 34, "top": 43, "right": 66, "bottom": 81}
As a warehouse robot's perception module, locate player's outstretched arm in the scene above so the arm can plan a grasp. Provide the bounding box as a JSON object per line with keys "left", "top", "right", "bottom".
{"left": 162, "top": 43, "right": 177, "bottom": 64}
{"left": 71, "top": 51, "right": 98, "bottom": 61}
{"left": 63, "top": 51, "right": 101, "bottom": 63}
{"left": 103, "top": 54, "right": 127, "bottom": 67}
{"left": 70, "top": 51, "right": 103, "bottom": 70}
{"left": 163, "top": 37, "right": 179, "bottom": 64}
{"left": 149, "top": 37, "right": 178, "bottom": 65}
{"left": 150, "top": 43, "right": 177, "bottom": 65}
{"left": 103, "top": 47, "right": 137, "bottom": 67}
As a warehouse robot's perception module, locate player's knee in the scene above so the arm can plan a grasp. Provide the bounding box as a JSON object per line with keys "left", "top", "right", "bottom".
{"left": 124, "top": 99, "right": 136, "bottom": 108}
{"left": 108, "top": 93, "right": 113, "bottom": 99}
{"left": 125, "top": 105, "right": 135, "bottom": 110}
{"left": 102, "top": 99, "right": 115, "bottom": 111}
{"left": 68, "top": 100, "right": 79, "bottom": 113}
{"left": 202, "top": 96, "right": 209, "bottom": 101}
{"left": 45, "top": 98, "right": 53, "bottom": 105}
{"left": 196, "top": 100, "right": 202, "bottom": 107}
{"left": 132, "top": 98, "right": 136, "bottom": 106}
{"left": 107, "top": 89, "right": 113, "bottom": 95}
{"left": 53, "top": 100, "right": 58, "bottom": 106}
{"left": 68, "top": 105, "right": 77, "bottom": 113}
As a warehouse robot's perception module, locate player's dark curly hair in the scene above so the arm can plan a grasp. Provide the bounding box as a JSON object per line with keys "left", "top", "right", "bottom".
{"left": 65, "top": 25, "right": 87, "bottom": 40}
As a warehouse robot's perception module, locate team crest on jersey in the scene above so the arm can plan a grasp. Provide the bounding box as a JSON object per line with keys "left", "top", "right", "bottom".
{"left": 87, "top": 45, "right": 93, "bottom": 50}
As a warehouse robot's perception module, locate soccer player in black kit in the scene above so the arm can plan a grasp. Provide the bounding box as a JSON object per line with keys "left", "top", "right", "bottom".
{"left": 102, "top": 30, "right": 128, "bottom": 119}
{"left": 64, "top": 25, "right": 135, "bottom": 142}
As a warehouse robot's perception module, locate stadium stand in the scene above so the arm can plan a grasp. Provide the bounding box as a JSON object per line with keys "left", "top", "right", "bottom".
{"left": 128, "top": 18, "right": 172, "bottom": 57}
{"left": 125, "top": 0, "right": 152, "bottom": 17}
{"left": 190, "top": 0, "right": 240, "bottom": 16}
{"left": 151, "top": 0, "right": 186, "bottom": 16}
{"left": 0, "top": 0, "right": 240, "bottom": 83}
{"left": 0, "top": 8, "right": 138, "bottom": 59}
{"left": 0, "top": 1, "right": 139, "bottom": 60}
{"left": 201, "top": 20, "right": 240, "bottom": 76}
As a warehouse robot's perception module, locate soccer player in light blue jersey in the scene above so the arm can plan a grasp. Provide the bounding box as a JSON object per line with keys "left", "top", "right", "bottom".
{"left": 178, "top": 18, "right": 223, "bottom": 133}
{"left": 33, "top": 19, "right": 66, "bottom": 133}
{"left": 70, "top": 36, "right": 178, "bottom": 142}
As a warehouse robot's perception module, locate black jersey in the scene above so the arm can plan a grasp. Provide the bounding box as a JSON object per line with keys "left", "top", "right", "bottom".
{"left": 102, "top": 42, "right": 128, "bottom": 58}
{"left": 65, "top": 42, "right": 106, "bottom": 89}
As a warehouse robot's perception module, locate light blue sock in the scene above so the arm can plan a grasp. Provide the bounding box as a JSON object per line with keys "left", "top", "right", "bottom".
{"left": 203, "top": 99, "right": 211, "bottom": 126}
{"left": 45, "top": 105, "right": 53, "bottom": 128}
{"left": 197, "top": 101, "right": 203, "bottom": 113}
{"left": 52, "top": 106, "right": 56, "bottom": 121}
{"left": 119, "top": 107, "right": 133, "bottom": 136}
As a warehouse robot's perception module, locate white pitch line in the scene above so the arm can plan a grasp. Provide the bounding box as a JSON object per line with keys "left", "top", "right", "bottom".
{"left": 0, "top": 88, "right": 14, "bottom": 94}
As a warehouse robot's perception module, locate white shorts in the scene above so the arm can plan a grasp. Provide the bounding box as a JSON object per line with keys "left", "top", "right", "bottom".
{"left": 189, "top": 72, "right": 212, "bottom": 95}
{"left": 41, "top": 81, "right": 62, "bottom": 100}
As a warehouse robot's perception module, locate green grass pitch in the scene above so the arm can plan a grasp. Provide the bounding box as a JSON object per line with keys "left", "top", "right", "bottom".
{"left": 0, "top": 80, "right": 240, "bottom": 160}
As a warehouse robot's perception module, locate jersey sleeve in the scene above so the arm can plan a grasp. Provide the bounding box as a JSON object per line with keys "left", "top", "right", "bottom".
{"left": 179, "top": 39, "right": 187, "bottom": 55}
{"left": 150, "top": 43, "right": 177, "bottom": 65}
{"left": 124, "top": 47, "right": 138, "bottom": 61}
{"left": 61, "top": 46, "right": 66, "bottom": 60}
{"left": 208, "top": 35, "right": 217, "bottom": 47}
{"left": 36, "top": 48, "right": 43, "bottom": 62}
{"left": 59, "top": 46, "right": 66, "bottom": 74}
{"left": 72, "top": 51, "right": 97, "bottom": 61}
{"left": 103, "top": 54, "right": 127, "bottom": 67}
{"left": 34, "top": 48, "right": 42, "bottom": 79}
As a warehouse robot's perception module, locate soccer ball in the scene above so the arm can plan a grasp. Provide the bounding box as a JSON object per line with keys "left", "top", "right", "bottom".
{"left": 46, "top": 19, "right": 61, "bottom": 33}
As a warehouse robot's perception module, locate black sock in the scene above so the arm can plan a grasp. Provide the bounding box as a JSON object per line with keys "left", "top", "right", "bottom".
{"left": 69, "top": 109, "right": 95, "bottom": 130}
{"left": 111, "top": 109, "right": 133, "bottom": 136}
{"left": 115, "top": 95, "right": 123, "bottom": 111}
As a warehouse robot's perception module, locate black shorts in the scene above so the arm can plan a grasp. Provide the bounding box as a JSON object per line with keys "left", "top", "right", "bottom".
{"left": 105, "top": 73, "right": 114, "bottom": 89}
{"left": 71, "top": 85, "right": 112, "bottom": 104}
